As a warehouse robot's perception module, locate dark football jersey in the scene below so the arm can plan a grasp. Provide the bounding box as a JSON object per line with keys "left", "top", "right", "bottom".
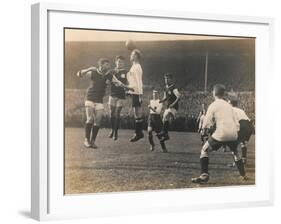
{"left": 109, "top": 68, "right": 128, "bottom": 99}
{"left": 165, "top": 84, "right": 179, "bottom": 110}
{"left": 86, "top": 69, "right": 113, "bottom": 103}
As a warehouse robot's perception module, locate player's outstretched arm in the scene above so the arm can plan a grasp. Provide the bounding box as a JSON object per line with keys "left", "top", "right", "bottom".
{"left": 111, "top": 75, "right": 134, "bottom": 92}
{"left": 76, "top": 66, "right": 97, "bottom": 78}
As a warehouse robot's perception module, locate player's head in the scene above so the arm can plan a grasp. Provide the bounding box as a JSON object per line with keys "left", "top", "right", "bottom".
{"left": 98, "top": 58, "right": 111, "bottom": 72}
{"left": 213, "top": 84, "right": 226, "bottom": 99}
{"left": 115, "top": 55, "right": 125, "bottom": 69}
{"left": 201, "top": 109, "right": 206, "bottom": 115}
{"left": 229, "top": 99, "right": 238, "bottom": 107}
{"left": 152, "top": 89, "right": 159, "bottom": 100}
{"left": 130, "top": 49, "right": 142, "bottom": 62}
{"left": 164, "top": 73, "right": 174, "bottom": 86}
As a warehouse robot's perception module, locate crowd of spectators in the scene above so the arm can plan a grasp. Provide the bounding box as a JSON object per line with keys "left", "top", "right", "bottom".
{"left": 65, "top": 88, "right": 255, "bottom": 132}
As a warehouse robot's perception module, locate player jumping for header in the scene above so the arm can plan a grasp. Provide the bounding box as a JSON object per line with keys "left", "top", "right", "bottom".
{"left": 108, "top": 56, "right": 129, "bottom": 141}
{"left": 147, "top": 90, "right": 167, "bottom": 153}
{"left": 77, "top": 58, "right": 132, "bottom": 148}
{"left": 191, "top": 84, "right": 246, "bottom": 184}
{"left": 158, "top": 73, "right": 181, "bottom": 142}
{"left": 127, "top": 49, "right": 145, "bottom": 142}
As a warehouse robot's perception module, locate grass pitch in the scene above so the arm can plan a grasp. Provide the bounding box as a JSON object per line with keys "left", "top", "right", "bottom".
{"left": 64, "top": 128, "right": 255, "bottom": 194}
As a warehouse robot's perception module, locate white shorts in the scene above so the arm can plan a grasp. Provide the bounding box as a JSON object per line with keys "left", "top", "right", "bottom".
{"left": 163, "top": 108, "right": 177, "bottom": 119}
{"left": 108, "top": 96, "right": 126, "bottom": 108}
{"left": 85, "top": 100, "right": 104, "bottom": 110}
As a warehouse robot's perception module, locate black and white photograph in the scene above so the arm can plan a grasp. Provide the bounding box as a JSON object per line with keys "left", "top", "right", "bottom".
{"left": 64, "top": 28, "right": 255, "bottom": 194}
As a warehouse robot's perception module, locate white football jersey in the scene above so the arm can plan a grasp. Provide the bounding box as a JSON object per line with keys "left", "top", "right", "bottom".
{"left": 127, "top": 63, "right": 143, "bottom": 95}
{"left": 232, "top": 107, "right": 250, "bottom": 121}
{"left": 149, "top": 99, "right": 163, "bottom": 114}
{"left": 203, "top": 99, "right": 239, "bottom": 141}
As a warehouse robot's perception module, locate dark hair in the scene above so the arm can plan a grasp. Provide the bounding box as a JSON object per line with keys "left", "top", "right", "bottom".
{"left": 164, "top": 73, "right": 173, "bottom": 79}
{"left": 115, "top": 55, "right": 125, "bottom": 61}
{"left": 230, "top": 100, "right": 238, "bottom": 107}
{"left": 98, "top": 58, "right": 110, "bottom": 66}
{"left": 132, "top": 49, "right": 142, "bottom": 60}
{"left": 213, "top": 84, "right": 226, "bottom": 97}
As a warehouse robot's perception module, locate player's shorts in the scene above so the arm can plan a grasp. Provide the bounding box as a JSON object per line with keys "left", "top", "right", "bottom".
{"left": 147, "top": 114, "right": 162, "bottom": 133}
{"left": 85, "top": 100, "right": 104, "bottom": 110}
{"left": 108, "top": 96, "right": 126, "bottom": 108}
{"left": 130, "top": 94, "right": 142, "bottom": 107}
{"left": 163, "top": 108, "right": 177, "bottom": 120}
{"left": 207, "top": 136, "right": 238, "bottom": 152}
{"left": 238, "top": 120, "right": 253, "bottom": 142}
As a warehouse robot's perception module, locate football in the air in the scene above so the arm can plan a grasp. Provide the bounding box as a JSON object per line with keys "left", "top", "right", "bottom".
{"left": 125, "top": 39, "right": 136, "bottom": 51}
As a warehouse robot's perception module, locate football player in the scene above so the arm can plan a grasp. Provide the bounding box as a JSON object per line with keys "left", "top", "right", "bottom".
{"left": 230, "top": 98, "right": 254, "bottom": 164}
{"left": 108, "top": 55, "right": 129, "bottom": 140}
{"left": 197, "top": 109, "right": 207, "bottom": 145}
{"left": 191, "top": 84, "right": 246, "bottom": 184}
{"left": 127, "top": 49, "right": 144, "bottom": 142}
{"left": 77, "top": 58, "right": 132, "bottom": 148}
{"left": 147, "top": 90, "right": 167, "bottom": 152}
{"left": 158, "top": 73, "right": 181, "bottom": 142}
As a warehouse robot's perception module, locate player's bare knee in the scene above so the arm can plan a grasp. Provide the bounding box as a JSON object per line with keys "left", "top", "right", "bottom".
{"left": 200, "top": 142, "right": 210, "bottom": 158}
{"left": 232, "top": 150, "right": 241, "bottom": 161}
{"left": 163, "top": 113, "right": 170, "bottom": 122}
{"left": 86, "top": 116, "right": 94, "bottom": 124}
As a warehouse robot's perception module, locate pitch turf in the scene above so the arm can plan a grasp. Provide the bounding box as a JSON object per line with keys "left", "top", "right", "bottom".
{"left": 64, "top": 128, "right": 255, "bottom": 194}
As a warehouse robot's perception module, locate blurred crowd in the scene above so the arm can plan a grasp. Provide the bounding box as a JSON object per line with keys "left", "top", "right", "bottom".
{"left": 65, "top": 88, "right": 255, "bottom": 132}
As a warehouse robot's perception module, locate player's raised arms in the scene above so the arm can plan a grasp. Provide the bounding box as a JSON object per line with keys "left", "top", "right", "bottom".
{"left": 76, "top": 66, "right": 97, "bottom": 78}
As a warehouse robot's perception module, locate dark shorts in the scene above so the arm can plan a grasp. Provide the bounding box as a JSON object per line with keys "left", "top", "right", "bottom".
{"left": 148, "top": 114, "right": 162, "bottom": 133}
{"left": 208, "top": 136, "right": 238, "bottom": 152}
{"left": 238, "top": 120, "right": 253, "bottom": 142}
{"left": 131, "top": 94, "right": 142, "bottom": 107}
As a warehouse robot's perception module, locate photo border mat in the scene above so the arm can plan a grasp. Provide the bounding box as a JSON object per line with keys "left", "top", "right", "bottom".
{"left": 31, "top": 2, "right": 275, "bottom": 221}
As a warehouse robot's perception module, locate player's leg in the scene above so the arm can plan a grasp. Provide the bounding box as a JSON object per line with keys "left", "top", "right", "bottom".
{"left": 239, "top": 120, "right": 253, "bottom": 164}
{"left": 191, "top": 137, "right": 221, "bottom": 184}
{"left": 241, "top": 141, "right": 248, "bottom": 164}
{"left": 155, "top": 115, "right": 167, "bottom": 153}
{"left": 130, "top": 95, "right": 144, "bottom": 142}
{"left": 108, "top": 96, "right": 116, "bottom": 138}
{"left": 191, "top": 141, "right": 211, "bottom": 183}
{"left": 160, "top": 110, "right": 174, "bottom": 142}
{"left": 90, "top": 104, "right": 104, "bottom": 148}
{"left": 229, "top": 142, "right": 246, "bottom": 179}
{"left": 113, "top": 104, "right": 123, "bottom": 140}
{"left": 200, "top": 131, "right": 205, "bottom": 145}
{"left": 84, "top": 105, "right": 95, "bottom": 148}
{"left": 147, "top": 126, "right": 155, "bottom": 151}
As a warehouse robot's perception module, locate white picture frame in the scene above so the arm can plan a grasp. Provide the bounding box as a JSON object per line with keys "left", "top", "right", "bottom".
{"left": 31, "top": 2, "right": 275, "bottom": 221}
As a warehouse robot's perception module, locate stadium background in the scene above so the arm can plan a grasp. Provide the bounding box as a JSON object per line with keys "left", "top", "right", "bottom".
{"left": 64, "top": 38, "right": 255, "bottom": 130}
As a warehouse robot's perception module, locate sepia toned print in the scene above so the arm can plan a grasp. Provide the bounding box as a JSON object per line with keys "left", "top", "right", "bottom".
{"left": 64, "top": 28, "right": 255, "bottom": 194}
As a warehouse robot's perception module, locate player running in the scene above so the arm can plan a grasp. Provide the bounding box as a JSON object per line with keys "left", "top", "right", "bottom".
{"left": 230, "top": 98, "right": 254, "bottom": 165}
{"left": 158, "top": 73, "right": 181, "bottom": 142}
{"left": 127, "top": 49, "right": 144, "bottom": 142}
{"left": 197, "top": 109, "right": 207, "bottom": 145}
{"left": 147, "top": 90, "right": 167, "bottom": 153}
{"left": 191, "top": 84, "right": 246, "bottom": 184}
{"left": 108, "top": 56, "right": 129, "bottom": 140}
{"left": 77, "top": 58, "right": 132, "bottom": 148}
